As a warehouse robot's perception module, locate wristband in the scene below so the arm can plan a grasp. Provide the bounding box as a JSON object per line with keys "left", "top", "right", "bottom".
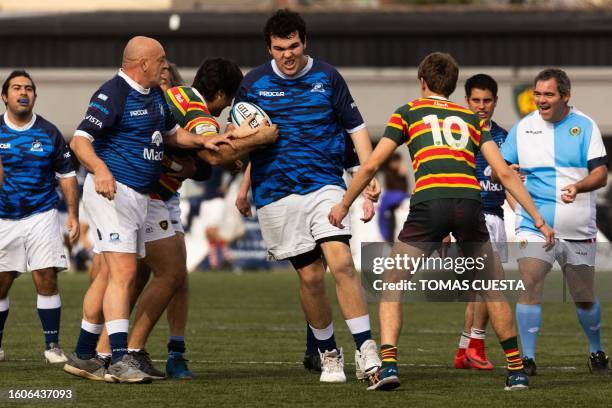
{"left": 169, "top": 161, "right": 183, "bottom": 172}
{"left": 534, "top": 220, "right": 545, "bottom": 229}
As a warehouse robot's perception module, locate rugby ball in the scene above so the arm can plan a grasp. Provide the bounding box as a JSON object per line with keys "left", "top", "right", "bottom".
{"left": 230, "top": 102, "right": 272, "bottom": 129}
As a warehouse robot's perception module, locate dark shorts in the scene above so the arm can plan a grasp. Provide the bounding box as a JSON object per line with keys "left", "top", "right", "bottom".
{"left": 398, "top": 198, "right": 490, "bottom": 245}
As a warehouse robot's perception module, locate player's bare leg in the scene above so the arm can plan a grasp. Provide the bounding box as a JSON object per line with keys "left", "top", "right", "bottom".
{"left": 370, "top": 241, "right": 424, "bottom": 390}
{"left": 320, "top": 240, "right": 381, "bottom": 379}
{"left": 128, "top": 234, "right": 185, "bottom": 350}
{"left": 0, "top": 271, "right": 17, "bottom": 361}
{"left": 164, "top": 232, "right": 194, "bottom": 379}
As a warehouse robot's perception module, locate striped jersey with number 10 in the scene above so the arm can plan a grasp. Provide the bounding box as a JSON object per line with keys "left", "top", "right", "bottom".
{"left": 383, "top": 96, "right": 492, "bottom": 205}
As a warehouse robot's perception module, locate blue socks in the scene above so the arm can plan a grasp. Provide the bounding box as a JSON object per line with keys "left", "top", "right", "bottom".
{"left": 106, "top": 319, "right": 129, "bottom": 363}
{"left": 346, "top": 315, "right": 372, "bottom": 350}
{"left": 168, "top": 335, "right": 186, "bottom": 355}
{"left": 75, "top": 320, "right": 103, "bottom": 360}
{"left": 309, "top": 323, "right": 337, "bottom": 353}
{"left": 305, "top": 323, "right": 317, "bottom": 353}
{"left": 576, "top": 300, "right": 603, "bottom": 353}
{"left": 36, "top": 294, "right": 61, "bottom": 348}
{"left": 516, "top": 303, "right": 542, "bottom": 360}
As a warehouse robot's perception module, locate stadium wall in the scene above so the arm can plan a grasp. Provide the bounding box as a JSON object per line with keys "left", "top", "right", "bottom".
{"left": 5, "top": 67, "right": 612, "bottom": 140}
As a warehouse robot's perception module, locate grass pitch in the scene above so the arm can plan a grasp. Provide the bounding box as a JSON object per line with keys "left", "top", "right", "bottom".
{"left": 1, "top": 271, "right": 611, "bottom": 407}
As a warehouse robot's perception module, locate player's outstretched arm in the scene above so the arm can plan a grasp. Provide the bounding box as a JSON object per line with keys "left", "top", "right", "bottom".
{"left": 58, "top": 175, "right": 80, "bottom": 243}
{"left": 197, "top": 121, "right": 278, "bottom": 166}
{"left": 350, "top": 127, "right": 381, "bottom": 202}
{"left": 481, "top": 140, "right": 554, "bottom": 246}
{"left": 560, "top": 165, "right": 607, "bottom": 203}
{"left": 70, "top": 136, "right": 116, "bottom": 200}
{"left": 329, "top": 137, "right": 398, "bottom": 228}
{"left": 166, "top": 127, "right": 235, "bottom": 151}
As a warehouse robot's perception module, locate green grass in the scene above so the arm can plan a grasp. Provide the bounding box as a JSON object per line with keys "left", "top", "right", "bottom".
{"left": 1, "top": 271, "right": 612, "bottom": 407}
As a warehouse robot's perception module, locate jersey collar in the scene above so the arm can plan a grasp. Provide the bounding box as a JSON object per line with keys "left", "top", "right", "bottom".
{"left": 271, "top": 56, "right": 313, "bottom": 80}
{"left": 118, "top": 69, "right": 150, "bottom": 95}
{"left": 3, "top": 112, "right": 37, "bottom": 131}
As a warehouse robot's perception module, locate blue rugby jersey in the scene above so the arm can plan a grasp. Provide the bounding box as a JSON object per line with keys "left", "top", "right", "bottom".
{"left": 0, "top": 113, "right": 75, "bottom": 219}
{"left": 75, "top": 70, "right": 177, "bottom": 193}
{"left": 475, "top": 121, "right": 508, "bottom": 218}
{"left": 235, "top": 57, "right": 365, "bottom": 208}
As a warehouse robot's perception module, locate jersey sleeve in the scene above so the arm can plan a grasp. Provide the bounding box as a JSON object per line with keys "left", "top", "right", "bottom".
{"left": 50, "top": 126, "right": 75, "bottom": 178}
{"left": 382, "top": 107, "right": 409, "bottom": 145}
{"left": 74, "top": 86, "right": 120, "bottom": 141}
{"left": 586, "top": 120, "right": 608, "bottom": 170}
{"left": 477, "top": 119, "right": 493, "bottom": 147}
{"left": 330, "top": 68, "right": 365, "bottom": 134}
{"left": 165, "top": 87, "right": 219, "bottom": 136}
{"left": 500, "top": 124, "right": 519, "bottom": 165}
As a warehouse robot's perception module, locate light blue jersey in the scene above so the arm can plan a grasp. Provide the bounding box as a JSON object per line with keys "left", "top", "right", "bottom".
{"left": 501, "top": 108, "right": 607, "bottom": 239}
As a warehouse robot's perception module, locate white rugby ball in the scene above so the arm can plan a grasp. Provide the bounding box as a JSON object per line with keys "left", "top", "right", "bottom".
{"left": 230, "top": 102, "right": 272, "bottom": 129}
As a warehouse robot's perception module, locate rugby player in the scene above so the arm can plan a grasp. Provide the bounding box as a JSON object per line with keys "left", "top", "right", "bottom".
{"left": 63, "top": 36, "right": 238, "bottom": 384}
{"left": 0, "top": 70, "right": 79, "bottom": 363}
{"left": 501, "top": 68, "right": 608, "bottom": 375}
{"left": 453, "top": 74, "right": 514, "bottom": 370}
{"left": 93, "top": 58, "right": 275, "bottom": 380}
{"left": 329, "top": 52, "right": 555, "bottom": 391}
{"left": 234, "top": 9, "right": 382, "bottom": 383}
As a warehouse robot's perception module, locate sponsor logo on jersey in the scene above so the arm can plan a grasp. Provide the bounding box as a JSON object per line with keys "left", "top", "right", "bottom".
{"left": 526, "top": 130, "right": 542, "bottom": 134}
{"left": 575, "top": 250, "right": 587, "bottom": 256}
{"left": 110, "top": 232, "right": 120, "bottom": 242}
{"left": 97, "top": 93, "right": 108, "bottom": 101}
{"left": 85, "top": 114, "right": 103, "bottom": 128}
{"left": 480, "top": 179, "right": 503, "bottom": 192}
{"left": 63, "top": 151, "right": 71, "bottom": 159}
{"left": 433, "top": 101, "right": 448, "bottom": 108}
{"left": 130, "top": 109, "right": 148, "bottom": 117}
{"left": 159, "top": 220, "right": 168, "bottom": 230}
{"left": 89, "top": 102, "right": 109, "bottom": 115}
{"left": 30, "top": 139, "right": 43, "bottom": 152}
{"left": 570, "top": 126, "right": 581, "bottom": 136}
{"left": 258, "top": 90, "right": 285, "bottom": 97}
{"left": 151, "top": 131, "right": 163, "bottom": 147}
{"left": 311, "top": 82, "right": 325, "bottom": 93}
{"left": 143, "top": 148, "right": 163, "bottom": 161}
{"left": 0, "top": 143, "right": 11, "bottom": 149}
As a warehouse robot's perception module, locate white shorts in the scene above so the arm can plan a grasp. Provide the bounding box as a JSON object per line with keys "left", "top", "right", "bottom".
{"left": 144, "top": 198, "right": 177, "bottom": 243}
{"left": 516, "top": 230, "right": 596, "bottom": 267}
{"left": 256, "top": 185, "right": 351, "bottom": 261}
{"left": 0, "top": 209, "right": 68, "bottom": 273}
{"left": 166, "top": 195, "right": 184, "bottom": 234}
{"left": 83, "top": 173, "right": 148, "bottom": 258}
{"left": 484, "top": 213, "right": 508, "bottom": 263}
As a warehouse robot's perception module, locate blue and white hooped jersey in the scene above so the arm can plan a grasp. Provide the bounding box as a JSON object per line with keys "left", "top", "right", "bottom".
{"left": 501, "top": 108, "right": 608, "bottom": 239}
{"left": 0, "top": 113, "right": 75, "bottom": 219}
{"left": 75, "top": 70, "right": 178, "bottom": 193}
{"left": 235, "top": 57, "right": 365, "bottom": 209}
{"left": 475, "top": 121, "right": 507, "bottom": 219}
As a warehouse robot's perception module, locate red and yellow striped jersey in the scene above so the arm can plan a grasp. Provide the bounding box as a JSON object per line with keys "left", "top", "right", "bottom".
{"left": 383, "top": 97, "right": 492, "bottom": 205}
{"left": 149, "top": 86, "right": 220, "bottom": 201}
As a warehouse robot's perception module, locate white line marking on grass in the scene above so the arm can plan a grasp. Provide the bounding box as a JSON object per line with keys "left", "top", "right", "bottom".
{"left": 8, "top": 358, "right": 578, "bottom": 370}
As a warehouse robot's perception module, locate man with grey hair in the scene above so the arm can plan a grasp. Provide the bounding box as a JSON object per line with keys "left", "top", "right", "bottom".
{"left": 500, "top": 68, "right": 609, "bottom": 375}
